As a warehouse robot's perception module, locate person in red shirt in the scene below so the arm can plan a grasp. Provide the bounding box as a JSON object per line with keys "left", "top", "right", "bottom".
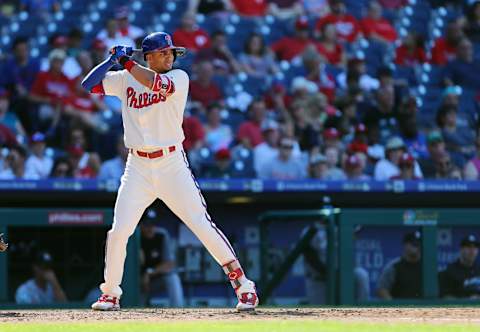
{"left": 182, "top": 115, "right": 206, "bottom": 151}
{"left": 301, "top": 45, "right": 336, "bottom": 102}
{"left": 430, "top": 19, "right": 464, "bottom": 65}
{"left": 316, "top": 22, "right": 345, "bottom": 66}
{"left": 271, "top": 16, "right": 314, "bottom": 61}
{"left": 236, "top": 99, "right": 267, "bottom": 148}
{"left": 231, "top": 0, "right": 268, "bottom": 16}
{"left": 315, "top": 0, "right": 360, "bottom": 43}
{"left": 189, "top": 61, "right": 224, "bottom": 109}
{"left": 360, "top": 1, "right": 397, "bottom": 43}
{"left": 394, "top": 31, "right": 427, "bottom": 66}
{"left": 173, "top": 12, "right": 211, "bottom": 53}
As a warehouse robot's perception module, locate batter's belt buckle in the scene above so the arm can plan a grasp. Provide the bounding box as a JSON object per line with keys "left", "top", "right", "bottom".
{"left": 132, "top": 146, "right": 176, "bottom": 159}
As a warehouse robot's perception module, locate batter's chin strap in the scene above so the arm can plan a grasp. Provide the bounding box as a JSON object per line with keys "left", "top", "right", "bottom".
{"left": 222, "top": 260, "right": 244, "bottom": 289}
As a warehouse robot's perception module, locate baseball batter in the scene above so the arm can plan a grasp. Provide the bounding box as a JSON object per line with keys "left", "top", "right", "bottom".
{"left": 81, "top": 32, "right": 258, "bottom": 311}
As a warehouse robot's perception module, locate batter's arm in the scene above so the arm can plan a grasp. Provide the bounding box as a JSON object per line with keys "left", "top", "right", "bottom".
{"left": 119, "top": 58, "right": 174, "bottom": 95}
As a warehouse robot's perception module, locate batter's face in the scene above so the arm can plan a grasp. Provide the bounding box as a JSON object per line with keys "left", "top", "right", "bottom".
{"left": 146, "top": 49, "right": 174, "bottom": 73}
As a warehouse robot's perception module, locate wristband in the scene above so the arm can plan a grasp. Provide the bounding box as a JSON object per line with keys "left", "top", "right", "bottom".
{"left": 119, "top": 56, "right": 137, "bottom": 72}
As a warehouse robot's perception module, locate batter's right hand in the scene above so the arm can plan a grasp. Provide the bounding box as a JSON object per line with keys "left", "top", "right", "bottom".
{"left": 109, "top": 46, "right": 132, "bottom": 63}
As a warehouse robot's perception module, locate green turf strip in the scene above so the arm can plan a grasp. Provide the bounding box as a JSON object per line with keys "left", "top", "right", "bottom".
{"left": 1, "top": 321, "right": 480, "bottom": 332}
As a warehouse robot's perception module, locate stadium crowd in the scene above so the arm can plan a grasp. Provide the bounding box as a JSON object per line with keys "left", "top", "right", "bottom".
{"left": 0, "top": 0, "right": 480, "bottom": 182}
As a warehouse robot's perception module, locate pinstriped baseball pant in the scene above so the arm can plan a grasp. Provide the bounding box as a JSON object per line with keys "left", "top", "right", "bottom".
{"left": 100, "top": 147, "right": 237, "bottom": 298}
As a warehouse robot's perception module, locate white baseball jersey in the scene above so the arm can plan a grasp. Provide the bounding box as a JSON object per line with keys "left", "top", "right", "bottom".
{"left": 102, "top": 69, "right": 189, "bottom": 150}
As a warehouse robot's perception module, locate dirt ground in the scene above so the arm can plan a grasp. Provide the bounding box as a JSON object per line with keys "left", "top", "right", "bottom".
{"left": 1, "top": 308, "right": 480, "bottom": 324}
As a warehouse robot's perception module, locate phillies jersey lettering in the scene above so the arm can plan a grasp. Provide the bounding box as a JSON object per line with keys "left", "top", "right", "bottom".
{"left": 126, "top": 87, "right": 167, "bottom": 109}
{"left": 102, "top": 69, "right": 189, "bottom": 150}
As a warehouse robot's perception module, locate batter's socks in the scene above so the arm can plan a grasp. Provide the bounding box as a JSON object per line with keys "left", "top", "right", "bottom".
{"left": 222, "top": 260, "right": 248, "bottom": 289}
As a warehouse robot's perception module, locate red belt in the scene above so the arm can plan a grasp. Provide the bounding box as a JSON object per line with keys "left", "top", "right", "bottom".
{"left": 130, "top": 146, "right": 176, "bottom": 159}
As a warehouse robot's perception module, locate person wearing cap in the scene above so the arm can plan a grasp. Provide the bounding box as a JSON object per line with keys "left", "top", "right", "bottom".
{"left": 140, "top": 209, "right": 184, "bottom": 307}
{"left": 258, "top": 137, "right": 307, "bottom": 180}
{"left": 377, "top": 231, "right": 422, "bottom": 299}
{"left": 203, "top": 147, "right": 236, "bottom": 179}
{"left": 173, "top": 11, "right": 211, "bottom": 53}
{"left": 439, "top": 234, "right": 480, "bottom": 298}
{"left": 25, "top": 132, "right": 53, "bottom": 179}
{"left": 15, "top": 251, "right": 67, "bottom": 304}
{"left": 315, "top": 0, "right": 360, "bottom": 43}
{"left": 253, "top": 119, "right": 280, "bottom": 175}
{"left": 323, "top": 127, "right": 343, "bottom": 150}
{"left": 374, "top": 136, "right": 423, "bottom": 180}
{"left": 271, "top": 16, "right": 315, "bottom": 61}
{"left": 418, "top": 131, "right": 450, "bottom": 178}
{"left": 343, "top": 154, "right": 370, "bottom": 180}
{"left": 390, "top": 153, "right": 420, "bottom": 180}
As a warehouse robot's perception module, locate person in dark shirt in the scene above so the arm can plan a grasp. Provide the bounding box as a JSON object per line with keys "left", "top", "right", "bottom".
{"left": 439, "top": 234, "right": 480, "bottom": 299}
{"left": 140, "top": 208, "right": 184, "bottom": 307}
{"left": 377, "top": 231, "right": 422, "bottom": 299}
{"left": 444, "top": 38, "right": 480, "bottom": 90}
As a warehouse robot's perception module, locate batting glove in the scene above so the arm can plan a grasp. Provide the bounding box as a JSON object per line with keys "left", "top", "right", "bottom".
{"left": 109, "top": 46, "right": 133, "bottom": 63}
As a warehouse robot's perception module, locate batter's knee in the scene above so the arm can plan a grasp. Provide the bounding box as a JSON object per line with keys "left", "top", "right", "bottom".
{"left": 108, "top": 223, "right": 136, "bottom": 241}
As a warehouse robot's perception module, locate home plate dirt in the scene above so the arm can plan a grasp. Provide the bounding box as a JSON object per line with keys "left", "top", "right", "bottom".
{"left": 0, "top": 308, "right": 480, "bottom": 324}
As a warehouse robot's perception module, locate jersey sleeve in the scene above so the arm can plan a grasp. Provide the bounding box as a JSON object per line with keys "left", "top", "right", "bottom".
{"left": 377, "top": 258, "right": 398, "bottom": 291}
{"left": 102, "top": 70, "right": 127, "bottom": 97}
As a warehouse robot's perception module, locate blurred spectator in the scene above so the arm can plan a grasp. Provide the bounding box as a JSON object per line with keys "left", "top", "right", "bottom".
{"left": 308, "top": 153, "right": 329, "bottom": 179}
{"left": 204, "top": 103, "right": 233, "bottom": 152}
{"left": 188, "top": 0, "right": 233, "bottom": 15}
{"left": 337, "top": 57, "right": 379, "bottom": 93}
{"left": 182, "top": 115, "right": 205, "bottom": 152}
{"left": 196, "top": 31, "right": 242, "bottom": 74}
{"left": 237, "top": 99, "right": 267, "bottom": 148}
{"left": 418, "top": 131, "right": 456, "bottom": 178}
{"left": 377, "top": 231, "right": 422, "bottom": 299}
{"left": 433, "top": 151, "right": 462, "bottom": 179}
{"left": 398, "top": 98, "right": 428, "bottom": 159}
{"left": 39, "top": 35, "right": 82, "bottom": 80}
{"left": 300, "top": 45, "right": 336, "bottom": 102}
{"left": 140, "top": 209, "right": 184, "bottom": 307}
{"left": 90, "top": 39, "right": 108, "bottom": 66}
{"left": 464, "top": 1, "right": 480, "bottom": 43}
{"left": 173, "top": 12, "right": 211, "bottom": 52}
{"left": 231, "top": 0, "right": 268, "bottom": 16}
{"left": 15, "top": 251, "right": 67, "bottom": 304}
{"left": 189, "top": 61, "right": 223, "bottom": 108}
{"left": 394, "top": 31, "right": 427, "bottom": 66}
{"left": 49, "top": 157, "right": 73, "bottom": 178}
{"left": 343, "top": 154, "right": 370, "bottom": 180}
{"left": 430, "top": 19, "right": 464, "bottom": 65}
{"left": 444, "top": 38, "right": 480, "bottom": 90}
{"left": 463, "top": 129, "right": 480, "bottom": 180}
{"left": 0, "top": 145, "right": 38, "bottom": 179}
{"left": 239, "top": 33, "right": 279, "bottom": 77}
{"left": 390, "top": 153, "right": 420, "bottom": 180}
{"left": 2, "top": 36, "right": 41, "bottom": 133}
{"left": 290, "top": 104, "right": 319, "bottom": 152}
{"left": 0, "top": 88, "right": 26, "bottom": 138}
{"left": 25, "top": 132, "right": 53, "bottom": 179}
{"left": 66, "top": 128, "right": 101, "bottom": 178}
{"left": 324, "top": 146, "right": 346, "bottom": 179}
{"left": 268, "top": 0, "right": 304, "bottom": 20}
{"left": 254, "top": 120, "right": 280, "bottom": 175}
{"left": 322, "top": 127, "right": 342, "bottom": 150}
{"left": 96, "top": 18, "right": 135, "bottom": 54}
{"left": 374, "top": 137, "right": 423, "bottom": 180}
{"left": 360, "top": 1, "right": 397, "bottom": 43}
{"left": 436, "top": 104, "right": 475, "bottom": 160}
{"left": 0, "top": 0, "right": 19, "bottom": 18}
{"left": 315, "top": 23, "right": 345, "bottom": 66}
{"left": 30, "top": 49, "right": 71, "bottom": 132}
{"left": 271, "top": 16, "right": 314, "bottom": 61}
{"left": 258, "top": 137, "right": 306, "bottom": 179}
{"left": 112, "top": 6, "right": 144, "bottom": 40}
{"left": 98, "top": 136, "right": 128, "bottom": 182}
{"left": 439, "top": 234, "right": 480, "bottom": 299}
{"left": 20, "top": 0, "right": 59, "bottom": 21}
{"left": 363, "top": 86, "right": 399, "bottom": 145}
{"left": 315, "top": 0, "right": 360, "bottom": 43}
{"left": 66, "top": 28, "right": 84, "bottom": 58}
{"left": 203, "top": 148, "right": 236, "bottom": 178}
